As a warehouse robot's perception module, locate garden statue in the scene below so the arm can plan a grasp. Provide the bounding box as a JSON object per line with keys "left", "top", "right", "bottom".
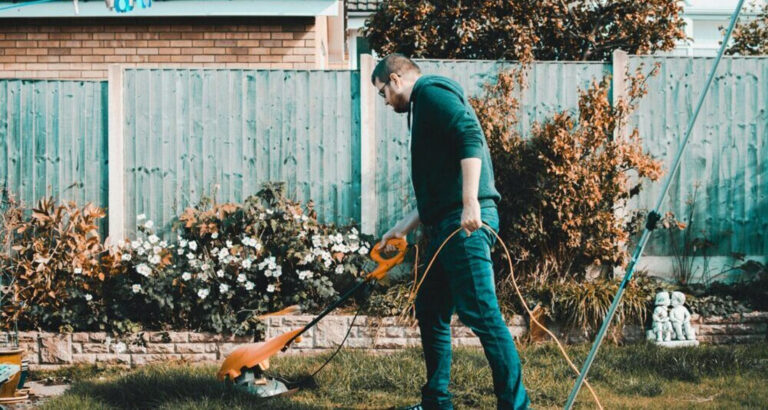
{"left": 646, "top": 290, "right": 699, "bottom": 347}
{"left": 669, "top": 291, "right": 696, "bottom": 341}
{"left": 649, "top": 291, "right": 673, "bottom": 342}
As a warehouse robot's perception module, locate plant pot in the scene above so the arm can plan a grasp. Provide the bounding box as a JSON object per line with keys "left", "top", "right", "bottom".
{"left": 0, "top": 348, "right": 22, "bottom": 399}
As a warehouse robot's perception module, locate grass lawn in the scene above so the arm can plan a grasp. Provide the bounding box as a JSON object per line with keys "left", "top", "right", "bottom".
{"left": 37, "top": 342, "right": 768, "bottom": 409}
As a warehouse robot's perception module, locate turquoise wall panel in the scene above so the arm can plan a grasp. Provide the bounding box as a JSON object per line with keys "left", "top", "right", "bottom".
{"left": 122, "top": 69, "right": 360, "bottom": 236}
{"left": 0, "top": 80, "right": 108, "bottom": 223}
{"left": 629, "top": 56, "right": 768, "bottom": 257}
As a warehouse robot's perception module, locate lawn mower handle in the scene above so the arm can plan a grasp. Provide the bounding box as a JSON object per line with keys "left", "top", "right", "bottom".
{"left": 366, "top": 237, "right": 408, "bottom": 281}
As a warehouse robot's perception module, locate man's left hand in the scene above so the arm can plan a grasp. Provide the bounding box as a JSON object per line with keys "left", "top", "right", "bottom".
{"left": 461, "top": 198, "right": 482, "bottom": 236}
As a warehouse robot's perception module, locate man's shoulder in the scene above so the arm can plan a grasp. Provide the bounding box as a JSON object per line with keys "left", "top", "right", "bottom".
{"left": 413, "top": 75, "right": 465, "bottom": 104}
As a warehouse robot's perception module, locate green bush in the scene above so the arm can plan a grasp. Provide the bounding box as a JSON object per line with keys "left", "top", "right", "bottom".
{"left": 1, "top": 184, "right": 373, "bottom": 336}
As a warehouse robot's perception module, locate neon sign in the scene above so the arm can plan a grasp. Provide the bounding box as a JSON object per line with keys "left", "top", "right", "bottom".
{"left": 108, "top": 0, "right": 152, "bottom": 13}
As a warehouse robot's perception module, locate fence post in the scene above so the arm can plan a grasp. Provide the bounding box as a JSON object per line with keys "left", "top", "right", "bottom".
{"left": 359, "top": 54, "right": 378, "bottom": 235}
{"left": 107, "top": 65, "right": 125, "bottom": 245}
{"left": 612, "top": 49, "right": 630, "bottom": 140}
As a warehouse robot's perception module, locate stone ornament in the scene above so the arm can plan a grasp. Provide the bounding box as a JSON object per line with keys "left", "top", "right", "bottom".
{"left": 647, "top": 291, "right": 699, "bottom": 347}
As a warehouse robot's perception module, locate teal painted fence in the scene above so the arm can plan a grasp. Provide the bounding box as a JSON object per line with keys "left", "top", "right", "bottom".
{"left": 0, "top": 57, "right": 765, "bottom": 262}
{"left": 122, "top": 69, "right": 361, "bottom": 236}
{"left": 0, "top": 80, "right": 108, "bottom": 222}
{"left": 373, "top": 60, "right": 611, "bottom": 235}
{"left": 629, "top": 56, "right": 768, "bottom": 257}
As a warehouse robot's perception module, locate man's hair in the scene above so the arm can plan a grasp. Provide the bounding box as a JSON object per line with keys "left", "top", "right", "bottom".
{"left": 371, "top": 53, "right": 421, "bottom": 84}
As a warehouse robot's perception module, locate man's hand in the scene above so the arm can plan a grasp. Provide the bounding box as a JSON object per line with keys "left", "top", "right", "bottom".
{"left": 461, "top": 198, "right": 482, "bottom": 236}
{"left": 376, "top": 208, "right": 421, "bottom": 252}
{"left": 377, "top": 226, "right": 407, "bottom": 252}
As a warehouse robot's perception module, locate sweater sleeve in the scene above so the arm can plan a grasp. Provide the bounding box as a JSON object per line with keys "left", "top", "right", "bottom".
{"left": 419, "top": 84, "right": 485, "bottom": 159}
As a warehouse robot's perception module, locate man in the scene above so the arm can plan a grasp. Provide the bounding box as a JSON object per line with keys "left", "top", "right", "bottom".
{"left": 373, "top": 54, "right": 529, "bottom": 410}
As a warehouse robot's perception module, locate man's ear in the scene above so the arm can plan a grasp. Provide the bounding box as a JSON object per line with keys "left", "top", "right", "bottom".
{"left": 389, "top": 73, "right": 402, "bottom": 89}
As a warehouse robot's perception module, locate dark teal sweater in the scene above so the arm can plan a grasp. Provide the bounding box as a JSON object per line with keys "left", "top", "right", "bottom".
{"left": 409, "top": 75, "right": 501, "bottom": 225}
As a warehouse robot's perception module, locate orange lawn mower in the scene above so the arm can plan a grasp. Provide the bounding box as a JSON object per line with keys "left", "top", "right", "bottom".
{"left": 216, "top": 237, "right": 408, "bottom": 399}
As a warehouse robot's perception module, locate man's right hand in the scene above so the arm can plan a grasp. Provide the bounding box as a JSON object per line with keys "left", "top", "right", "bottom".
{"left": 376, "top": 208, "right": 421, "bottom": 252}
{"left": 377, "top": 226, "right": 407, "bottom": 252}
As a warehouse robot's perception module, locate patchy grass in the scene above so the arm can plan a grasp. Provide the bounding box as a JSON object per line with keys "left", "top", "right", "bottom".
{"left": 41, "top": 342, "right": 768, "bottom": 409}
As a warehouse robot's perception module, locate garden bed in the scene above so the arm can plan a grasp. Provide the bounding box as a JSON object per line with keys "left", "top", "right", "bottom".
{"left": 17, "top": 311, "right": 768, "bottom": 370}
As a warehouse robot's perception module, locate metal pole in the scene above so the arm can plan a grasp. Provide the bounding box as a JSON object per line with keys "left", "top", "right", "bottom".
{"left": 564, "top": 1, "right": 747, "bottom": 407}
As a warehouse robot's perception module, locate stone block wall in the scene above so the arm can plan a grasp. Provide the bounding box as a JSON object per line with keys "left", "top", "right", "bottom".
{"left": 0, "top": 17, "right": 318, "bottom": 79}
{"left": 14, "top": 312, "right": 767, "bottom": 370}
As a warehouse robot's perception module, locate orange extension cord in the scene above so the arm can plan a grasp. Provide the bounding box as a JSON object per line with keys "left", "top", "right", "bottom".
{"left": 398, "top": 224, "right": 603, "bottom": 409}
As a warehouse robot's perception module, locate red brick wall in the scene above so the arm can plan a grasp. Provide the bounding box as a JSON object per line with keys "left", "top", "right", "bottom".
{"left": 0, "top": 17, "right": 318, "bottom": 79}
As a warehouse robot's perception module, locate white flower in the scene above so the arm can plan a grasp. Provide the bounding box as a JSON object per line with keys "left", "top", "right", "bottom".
{"left": 216, "top": 269, "right": 225, "bottom": 278}
{"left": 351, "top": 227, "right": 358, "bottom": 235}
{"left": 266, "top": 284, "right": 275, "bottom": 293}
{"left": 132, "top": 284, "right": 142, "bottom": 293}
{"left": 211, "top": 232, "right": 219, "bottom": 239}
{"left": 144, "top": 220, "right": 154, "bottom": 229}
{"left": 259, "top": 213, "right": 265, "bottom": 220}
{"left": 143, "top": 241, "right": 152, "bottom": 250}
{"left": 121, "top": 253, "right": 132, "bottom": 261}
{"left": 149, "top": 254, "right": 161, "bottom": 265}
{"left": 219, "top": 283, "right": 229, "bottom": 293}
{"left": 335, "top": 265, "right": 344, "bottom": 274}
{"left": 153, "top": 246, "right": 162, "bottom": 254}
{"left": 245, "top": 281, "right": 255, "bottom": 291}
{"left": 188, "top": 241, "right": 197, "bottom": 251}
{"left": 237, "top": 273, "right": 247, "bottom": 283}
{"left": 201, "top": 263, "right": 210, "bottom": 271}
{"left": 181, "top": 272, "right": 192, "bottom": 281}
{"left": 137, "top": 248, "right": 145, "bottom": 256}
{"left": 266, "top": 209, "right": 273, "bottom": 215}
{"left": 242, "top": 259, "right": 252, "bottom": 270}
{"left": 148, "top": 234, "right": 159, "bottom": 244}
{"left": 301, "top": 215, "right": 308, "bottom": 222}
{"left": 137, "top": 214, "right": 146, "bottom": 221}
{"left": 226, "top": 240, "right": 233, "bottom": 248}
{"left": 323, "top": 259, "right": 332, "bottom": 268}
{"left": 177, "top": 249, "right": 185, "bottom": 255}
{"left": 358, "top": 246, "right": 369, "bottom": 255}
{"left": 159, "top": 241, "right": 168, "bottom": 248}
{"left": 131, "top": 240, "right": 141, "bottom": 249}
{"left": 273, "top": 266, "right": 282, "bottom": 278}
{"left": 218, "top": 248, "right": 229, "bottom": 259}
{"left": 264, "top": 269, "right": 272, "bottom": 278}
{"left": 84, "top": 293, "right": 93, "bottom": 301}
{"left": 136, "top": 263, "right": 151, "bottom": 277}
{"left": 298, "top": 270, "right": 314, "bottom": 280}
{"left": 349, "top": 243, "right": 360, "bottom": 253}
{"left": 113, "top": 342, "right": 126, "bottom": 354}
{"left": 186, "top": 252, "right": 195, "bottom": 260}
{"left": 180, "top": 239, "right": 188, "bottom": 248}
{"left": 197, "top": 288, "right": 209, "bottom": 300}
{"left": 74, "top": 267, "right": 82, "bottom": 275}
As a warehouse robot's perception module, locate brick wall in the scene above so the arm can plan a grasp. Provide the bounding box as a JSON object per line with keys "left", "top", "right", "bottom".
{"left": 0, "top": 17, "right": 319, "bottom": 79}
{"left": 15, "top": 312, "right": 768, "bottom": 370}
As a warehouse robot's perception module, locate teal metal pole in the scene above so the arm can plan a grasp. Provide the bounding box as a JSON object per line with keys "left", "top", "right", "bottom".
{"left": 563, "top": 1, "right": 747, "bottom": 408}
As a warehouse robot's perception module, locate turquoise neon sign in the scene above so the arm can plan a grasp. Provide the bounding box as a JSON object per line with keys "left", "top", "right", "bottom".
{"left": 114, "top": 0, "right": 152, "bottom": 13}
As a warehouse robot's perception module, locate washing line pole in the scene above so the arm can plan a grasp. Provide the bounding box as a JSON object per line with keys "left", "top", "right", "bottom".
{"left": 563, "top": 1, "right": 747, "bottom": 408}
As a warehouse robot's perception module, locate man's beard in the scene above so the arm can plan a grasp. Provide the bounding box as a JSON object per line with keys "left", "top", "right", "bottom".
{"left": 392, "top": 95, "right": 409, "bottom": 113}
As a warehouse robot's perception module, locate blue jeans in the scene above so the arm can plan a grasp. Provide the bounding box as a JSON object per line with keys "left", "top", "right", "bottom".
{"left": 415, "top": 207, "right": 529, "bottom": 410}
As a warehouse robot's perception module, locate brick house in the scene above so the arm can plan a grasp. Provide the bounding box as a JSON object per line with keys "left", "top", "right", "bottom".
{"left": 0, "top": 0, "right": 347, "bottom": 79}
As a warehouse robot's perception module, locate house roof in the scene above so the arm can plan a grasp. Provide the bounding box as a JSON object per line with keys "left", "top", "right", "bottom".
{"left": 346, "top": 0, "right": 382, "bottom": 13}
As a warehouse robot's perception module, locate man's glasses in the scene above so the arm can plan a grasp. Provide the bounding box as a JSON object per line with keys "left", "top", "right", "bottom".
{"left": 377, "top": 79, "right": 390, "bottom": 98}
